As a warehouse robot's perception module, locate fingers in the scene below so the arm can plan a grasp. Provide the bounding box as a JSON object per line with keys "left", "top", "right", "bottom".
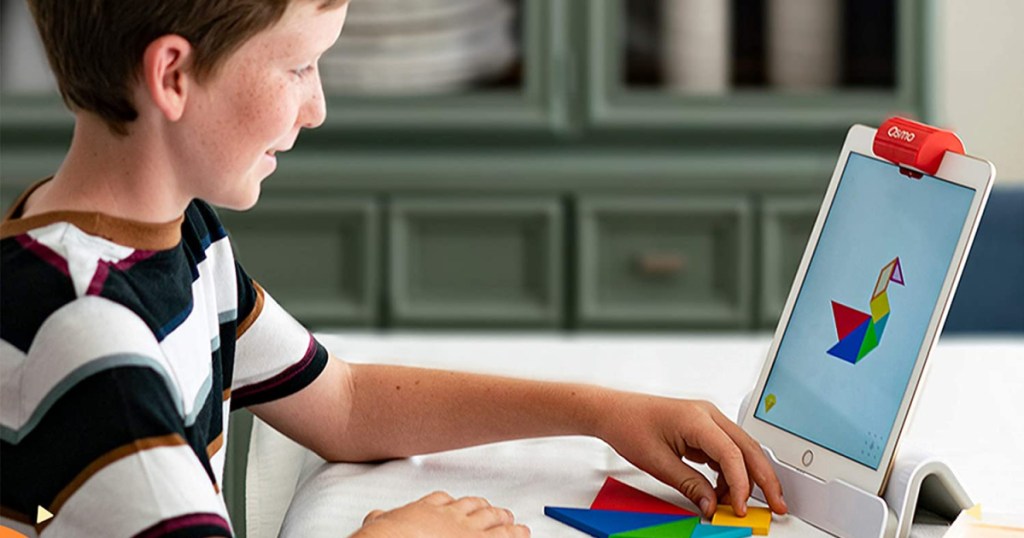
{"left": 362, "top": 509, "right": 384, "bottom": 526}
{"left": 433, "top": 493, "right": 526, "bottom": 527}
{"left": 366, "top": 491, "right": 529, "bottom": 536}
{"left": 645, "top": 446, "right": 718, "bottom": 519}
{"left": 467, "top": 506, "right": 516, "bottom": 529}
{"left": 709, "top": 412, "right": 788, "bottom": 515}
{"left": 487, "top": 524, "right": 531, "bottom": 537}
{"left": 419, "top": 490, "right": 455, "bottom": 506}
{"left": 692, "top": 423, "right": 751, "bottom": 516}
{"left": 714, "top": 472, "right": 729, "bottom": 502}
{"left": 451, "top": 496, "right": 529, "bottom": 535}
{"left": 450, "top": 496, "right": 494, "bottom": 514}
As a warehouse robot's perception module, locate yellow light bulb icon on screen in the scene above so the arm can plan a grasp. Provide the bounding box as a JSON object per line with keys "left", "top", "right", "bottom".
{"left": 765, "top": 394, "right": 777, "bottom": 412}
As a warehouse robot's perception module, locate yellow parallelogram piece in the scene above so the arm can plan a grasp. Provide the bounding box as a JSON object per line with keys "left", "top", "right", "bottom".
{"left": 870, "top": 292, "right": 890, "bottom": 321}
{"left": 712, "top": 505, "right": 772, "bottom": 536}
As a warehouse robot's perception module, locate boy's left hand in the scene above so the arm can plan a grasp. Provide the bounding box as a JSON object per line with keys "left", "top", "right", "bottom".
{"left": 594, "top": 393, "right": 788, "bottom": 519}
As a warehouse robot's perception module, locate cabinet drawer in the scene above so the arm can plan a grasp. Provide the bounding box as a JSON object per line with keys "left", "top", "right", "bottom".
{"left": 761, "top": 197, "right": 820, "bottom": 326}
{"left": 577, "top": 196, "right": 752, "bottom": 327}
{"left": 389, "top": 197, "right": 562, "bottom": 326}
{"left": 220, "top": 196, "right": 379, "bottom": 327}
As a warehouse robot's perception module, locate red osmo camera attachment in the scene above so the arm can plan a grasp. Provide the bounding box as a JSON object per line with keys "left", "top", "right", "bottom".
{"left": 872, "top": 117, "right": 964, "bottom": 177}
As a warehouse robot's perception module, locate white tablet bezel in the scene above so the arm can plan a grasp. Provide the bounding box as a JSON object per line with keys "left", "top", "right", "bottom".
{"left": 740, "top": 124, "right": 995, "bottom": 495}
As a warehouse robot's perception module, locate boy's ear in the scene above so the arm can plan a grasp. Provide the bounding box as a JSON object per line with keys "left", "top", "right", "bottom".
{"left": 142, "top": 35, "right": 193, "bottom": 122}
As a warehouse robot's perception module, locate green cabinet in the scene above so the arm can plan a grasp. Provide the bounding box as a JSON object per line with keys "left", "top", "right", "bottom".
{"left": 578, "top": 196, "right": 752, "bottom": 327}
{"left": 219, "top": 196, "right": 380, "bottom": 328}
{"left": 760, "top": 197, "right": 821, "bottom": 326}
{"left": 306, "top": 0, "right": 572, "bottom": 144}
{"left": 388, "top": 197, "right": 563, "bottom": 327}
{"left": 583, "top": 0, "right": 928, "bottom": 143}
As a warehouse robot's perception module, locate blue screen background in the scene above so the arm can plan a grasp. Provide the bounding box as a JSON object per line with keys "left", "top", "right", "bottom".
{"left": 755, "top": 153, "right": 974, "bottom": 468}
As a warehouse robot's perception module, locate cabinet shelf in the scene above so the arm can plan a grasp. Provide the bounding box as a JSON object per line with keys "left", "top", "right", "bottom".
{"left": 584, "top": 0, "right": 931, "bottom": 134}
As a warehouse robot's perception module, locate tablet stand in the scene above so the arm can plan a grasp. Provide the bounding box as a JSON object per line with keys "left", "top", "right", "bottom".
{"left": 737, "top": 392, "right": 972, "bottom": 538}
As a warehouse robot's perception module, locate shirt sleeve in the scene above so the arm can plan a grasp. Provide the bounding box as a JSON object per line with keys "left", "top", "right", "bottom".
{"left": 229, "top": 262, "right": 328, "bottom": 410}
{"left": 0, "top": 299, "right": 234, "bottom": 538}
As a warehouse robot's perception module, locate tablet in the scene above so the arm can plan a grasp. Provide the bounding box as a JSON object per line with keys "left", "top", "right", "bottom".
{"left": 740, "top": 123, "right": 995, "bottom": 495}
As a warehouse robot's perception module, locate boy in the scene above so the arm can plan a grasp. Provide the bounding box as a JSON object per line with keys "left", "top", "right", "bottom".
{"left": 0, "top": 0, "right": 787, "bottom": 536}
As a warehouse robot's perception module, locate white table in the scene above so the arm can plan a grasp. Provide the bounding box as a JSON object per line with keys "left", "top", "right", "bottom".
{"left": 244, "top": 334, "right": 1024, "bottom": 538}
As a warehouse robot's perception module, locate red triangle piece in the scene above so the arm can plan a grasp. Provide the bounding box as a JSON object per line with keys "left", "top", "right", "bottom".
{"left": 590, "top": 477, "right": 697, "bottom": 517}
{"left": 831, "top": 301, "right": 871, "bottom": 341}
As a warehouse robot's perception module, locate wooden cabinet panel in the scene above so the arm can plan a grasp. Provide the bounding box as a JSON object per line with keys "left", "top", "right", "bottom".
{"left": 389, "top": 197, "right": 562, "bottom": 326}
{"left": 760, "top": 197, "right": 821, "bottom": 326}
{"left": 220, "top": 196, "right": 379, "bottom": 328}
{"left": 577, "top": 196, "right": 753, "bottom": 327}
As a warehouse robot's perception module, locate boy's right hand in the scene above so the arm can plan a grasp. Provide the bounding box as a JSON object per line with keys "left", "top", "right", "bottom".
{"left": 352, "top": 491, "right": 530, "bottom": 538}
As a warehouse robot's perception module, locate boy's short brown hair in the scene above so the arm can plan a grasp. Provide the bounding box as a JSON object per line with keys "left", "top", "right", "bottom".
{"left": 28, "top": 0, "right": 345, "bottom": 136}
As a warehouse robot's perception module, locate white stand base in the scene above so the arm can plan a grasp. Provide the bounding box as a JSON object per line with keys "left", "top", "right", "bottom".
{"left": 738, "top": 393, "right": 972, "bottom": 538}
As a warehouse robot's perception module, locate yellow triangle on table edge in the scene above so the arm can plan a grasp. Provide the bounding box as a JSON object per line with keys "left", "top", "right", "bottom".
{"left": 35, "top": 506, "right": 53, "bottom": 524}
{"left": 965, "top": 504, "right": 982, "bottom": 519}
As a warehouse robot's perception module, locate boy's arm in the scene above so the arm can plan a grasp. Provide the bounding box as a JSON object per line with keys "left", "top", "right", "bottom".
{"left": 248, "top": 355, "right": 786, "bottom": 519}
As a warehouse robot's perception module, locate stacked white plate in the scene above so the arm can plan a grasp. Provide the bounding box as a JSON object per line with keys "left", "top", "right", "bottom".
{"left": 321, "top": 0, "right": 519, "bottom": 95}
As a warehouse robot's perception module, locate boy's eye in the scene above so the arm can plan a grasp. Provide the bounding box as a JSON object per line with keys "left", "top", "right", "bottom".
{"left": 292, "top": 65, "right": 315, "bottom": 78}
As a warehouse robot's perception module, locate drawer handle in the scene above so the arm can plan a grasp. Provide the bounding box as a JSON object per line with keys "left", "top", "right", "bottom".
{"left": 635, "top": 253, "right": 687, "bottom": 277}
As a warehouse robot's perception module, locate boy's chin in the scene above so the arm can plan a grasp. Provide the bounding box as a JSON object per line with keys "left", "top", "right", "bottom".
{"left": 207, "top": 187, "right": 261, "bottom": 212}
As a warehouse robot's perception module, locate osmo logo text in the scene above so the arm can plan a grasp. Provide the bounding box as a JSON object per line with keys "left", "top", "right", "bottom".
{"left": 888, "top": 126, "right": 916, "bottom": 143}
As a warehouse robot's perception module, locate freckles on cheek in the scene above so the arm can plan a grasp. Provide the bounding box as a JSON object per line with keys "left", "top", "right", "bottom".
{"left": 235, "top": 80, "right": 291, "bottom": 137}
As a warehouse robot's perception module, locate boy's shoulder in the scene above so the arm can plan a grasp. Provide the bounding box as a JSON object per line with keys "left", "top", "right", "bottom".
{"left": 0, "top": 191, "right": 236, "bottom": 356}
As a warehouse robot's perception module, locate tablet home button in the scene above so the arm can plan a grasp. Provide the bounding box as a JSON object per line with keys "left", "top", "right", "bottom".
{"left": 802, "top": 450, "right": 814, "bottom": 467}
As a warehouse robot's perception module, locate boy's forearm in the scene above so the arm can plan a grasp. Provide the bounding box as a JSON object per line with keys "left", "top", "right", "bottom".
{"left": 325, "top": 363, "right": 611, "bottom": 462}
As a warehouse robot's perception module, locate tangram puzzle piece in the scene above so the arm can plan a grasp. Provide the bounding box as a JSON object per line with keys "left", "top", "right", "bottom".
{"left": 827, "top": 318, "right": 870, "bottom": 364}
{"left": 711, "top": 505, "right": 771, "bottom": 536}
{"left": 691, "top": 524, "right": 754, "bottom": 538}
{"left": 590, "top": 477, "right": 697, "bottom": 517}
{"left": 832, "top": 301, "right": 871, "bottom": 341}
{"left": 610, "top": 516, "right": 699, "bottom": 537}
{"left": 544, "top": 507, "right": 689, "bottom": 538}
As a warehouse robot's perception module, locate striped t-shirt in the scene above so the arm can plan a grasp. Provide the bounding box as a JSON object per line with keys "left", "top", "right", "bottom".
{"left": 0, "top": 185, "right": 329, "bottom": 537}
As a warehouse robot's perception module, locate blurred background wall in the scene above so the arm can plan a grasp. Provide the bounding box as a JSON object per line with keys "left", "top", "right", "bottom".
{"left": 937, "top": 0, "right": 1024, "bottom": 184}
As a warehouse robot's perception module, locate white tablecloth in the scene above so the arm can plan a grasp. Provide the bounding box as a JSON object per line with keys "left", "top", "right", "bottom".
{"left": 244, "top": 334, "right": 1024, "bottom": 538}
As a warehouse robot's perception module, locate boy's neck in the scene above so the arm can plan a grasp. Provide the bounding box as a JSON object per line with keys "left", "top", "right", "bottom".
{"left": 22, "top": 113, "right": 191, "bottom": 224}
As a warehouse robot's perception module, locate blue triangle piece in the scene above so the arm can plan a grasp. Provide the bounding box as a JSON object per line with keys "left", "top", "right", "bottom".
{"left": 875, "top": 313, "right": 889, "bottom": 341}
{"left": 691, "top": 524, "right": 753, "bottom": 538}
{"left": 827, "top": 319, "right": 870, "bottom": 364}
{"left": 544, "top": 507, "right": 688, "bottom": 538}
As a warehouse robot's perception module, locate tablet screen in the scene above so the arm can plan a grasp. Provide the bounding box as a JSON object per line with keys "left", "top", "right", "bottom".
{"left": 755, "top": 152, "right": 975, "bottom": 469}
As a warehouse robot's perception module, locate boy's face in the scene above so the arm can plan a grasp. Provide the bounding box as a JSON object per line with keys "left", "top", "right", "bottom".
{"left": 173, "top": 1, "right": 348, "bottom": 210}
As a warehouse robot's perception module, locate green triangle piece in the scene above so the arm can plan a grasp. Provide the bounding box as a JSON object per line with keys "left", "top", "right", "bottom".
{"left": 611, "top": 516, "right": 699, "bottom": 537}
{"left": 856, "top": 319, "right": 880, "bottom": 361}
{"left": 691, "top": 524, "right": 753, "bottom": 538}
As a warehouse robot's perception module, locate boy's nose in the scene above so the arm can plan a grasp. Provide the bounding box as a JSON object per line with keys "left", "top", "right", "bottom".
{"left": 300, "top": 76, "right": 327, "bottom": 129}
